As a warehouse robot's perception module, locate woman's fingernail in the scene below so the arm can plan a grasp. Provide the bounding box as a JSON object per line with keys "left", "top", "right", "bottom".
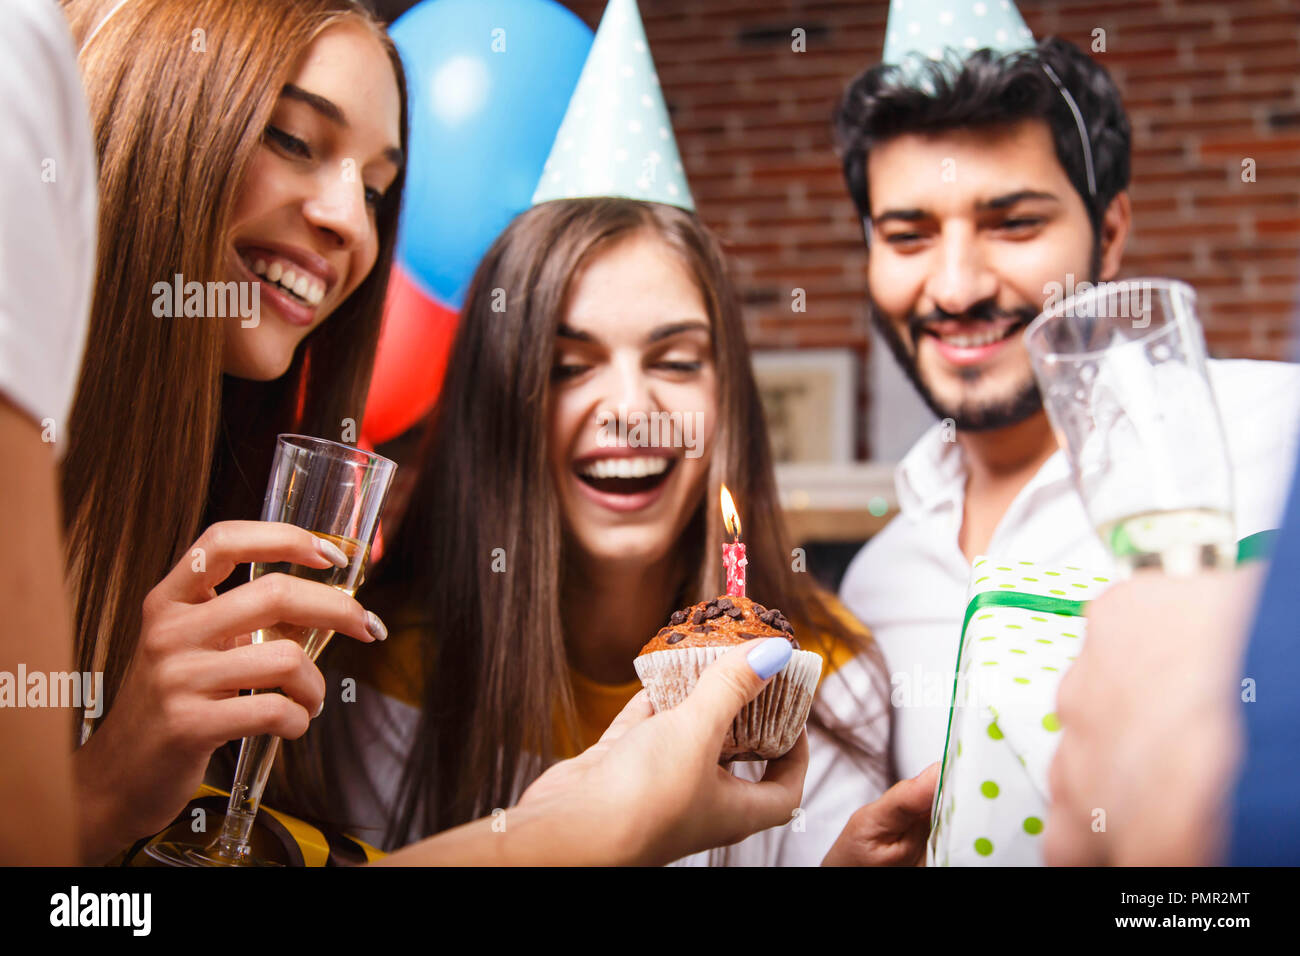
{"left": 317, "top": 537, "right": 349, "bottom": 568}
{"left": 747, "top": 637, "right": 792, "bottom": 680}
{"left": 314, "top": 701, "right": 324, "bottom": 719}
{"left": 365, "top": 610, "right": 388, "bottom": 642}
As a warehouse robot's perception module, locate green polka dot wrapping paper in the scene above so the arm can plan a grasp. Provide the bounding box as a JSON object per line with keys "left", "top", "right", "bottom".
{"left": 926, "top": 556, "right": 1114, "bottom": 866}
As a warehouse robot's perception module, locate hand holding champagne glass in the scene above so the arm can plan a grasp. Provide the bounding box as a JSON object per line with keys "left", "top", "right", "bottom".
{"left": 147, "top": 435, "right": 395, "bottom": 866}
{"left": 1025, "top": 278, "right": 1236, "bottom": 574}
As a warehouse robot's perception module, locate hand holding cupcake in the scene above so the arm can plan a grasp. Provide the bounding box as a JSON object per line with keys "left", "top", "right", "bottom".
{"left": 634, "top": 595, "right": 822, "bottom": 761}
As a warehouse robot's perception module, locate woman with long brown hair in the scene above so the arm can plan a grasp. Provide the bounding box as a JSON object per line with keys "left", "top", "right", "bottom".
{"left": 58, "top": 0, "right": 408, "bottom": 862}
{"left": 311, "top": 197, "right": 895, "bottom": 864}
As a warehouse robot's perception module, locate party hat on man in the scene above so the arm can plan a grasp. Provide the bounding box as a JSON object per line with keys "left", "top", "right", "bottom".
{"left": 531, "top": 0, "right": 694, "bottom": 211}
{"left": 882, "top": 0, "right": 1034, "bottom": 78}
{"left": 878, "top": 0, "right": 1096, "bottom": 197}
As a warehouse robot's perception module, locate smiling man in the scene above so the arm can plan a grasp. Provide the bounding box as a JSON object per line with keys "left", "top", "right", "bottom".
{"left": 833, "top": 9, "right": 1300, "bottom": 780}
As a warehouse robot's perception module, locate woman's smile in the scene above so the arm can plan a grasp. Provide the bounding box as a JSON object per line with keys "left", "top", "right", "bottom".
{"left": 571, "top": 448, "right": 679, "bottom": 513}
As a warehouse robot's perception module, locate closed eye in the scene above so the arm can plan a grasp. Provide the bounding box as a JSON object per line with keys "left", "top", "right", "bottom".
{"left": 265, "top": 125, "right": 311, "bottom": 158}
{"left": 999, "top": 217, "right": 1044, "bottom": 232}
{"left": 884, "top": 231, "right": 928, "bottom": 248}
{"left": 654, "top": 360, "right": 702, "bottom": 373}
{"left": 551, "top": 363, "right": 590, "bottom": 382}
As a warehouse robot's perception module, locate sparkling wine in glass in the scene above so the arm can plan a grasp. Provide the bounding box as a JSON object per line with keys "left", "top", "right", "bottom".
{"left": 1025, "top": 278, "right": 1236, "bottom": 575}
{"left": 146, "top": 435, "right": 395, "bottom": 866}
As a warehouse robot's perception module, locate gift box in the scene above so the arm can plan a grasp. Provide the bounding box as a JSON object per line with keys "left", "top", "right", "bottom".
{"left": 927, "top": 557, "right": 1114, "bottom": 866}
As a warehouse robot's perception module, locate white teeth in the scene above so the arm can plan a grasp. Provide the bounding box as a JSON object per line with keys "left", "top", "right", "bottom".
{"left": 579, "top": 457, "right": 671, "bottom": 479}
{"left": 240, "top": 252, "right": 329, "bottom": 306}
{"left": 941, "top": 329, "right": 1004, "bottom": 348}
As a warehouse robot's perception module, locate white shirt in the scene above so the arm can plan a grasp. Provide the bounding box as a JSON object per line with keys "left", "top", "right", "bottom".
{"left": 0, "top": 0, "right": 96, "bottom": 447}
{"left": 672, "top": 653, "right": 890, "bottom": 866}
{"left": 840, "top": 359, "right": 1300, "bottom": 780}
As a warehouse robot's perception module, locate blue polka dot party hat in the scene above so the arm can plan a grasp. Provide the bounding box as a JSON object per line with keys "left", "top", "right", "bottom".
{"left": 883, "top": 0, "right": 1036, "bottom": 86}
{"left": 879, "top": 0, "right": 1099, "bottom": 197}
{"left": 531, "top": 0, "right": 693, "bottom": 211}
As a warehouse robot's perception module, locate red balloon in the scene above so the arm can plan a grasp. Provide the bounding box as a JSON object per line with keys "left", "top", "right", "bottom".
{"left": 362, "top": 264, "right": 459, "bottom": 445}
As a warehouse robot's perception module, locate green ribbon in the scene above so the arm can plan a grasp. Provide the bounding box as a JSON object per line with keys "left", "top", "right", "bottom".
{"left": 1236, "top": 529, "right": 1278, "bottom": 565}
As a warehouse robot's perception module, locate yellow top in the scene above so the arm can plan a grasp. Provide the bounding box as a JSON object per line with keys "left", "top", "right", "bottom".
{"left": 561, "top": 669, "right": 645, "bottom": 756}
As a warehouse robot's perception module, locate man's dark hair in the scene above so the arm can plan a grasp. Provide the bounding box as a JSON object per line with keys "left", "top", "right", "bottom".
{"left": 834, "top": 37, "right": 1131, "bottom": 236}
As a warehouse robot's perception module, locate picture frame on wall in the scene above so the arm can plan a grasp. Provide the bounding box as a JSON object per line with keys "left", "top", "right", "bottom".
{"left": 749, "top": 348, "right": 857, "bottom": 464}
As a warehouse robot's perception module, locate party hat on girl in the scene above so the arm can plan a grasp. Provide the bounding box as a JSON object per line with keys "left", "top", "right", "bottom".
{"left": 531, "top": 0, "right": 694, "bottom": 211}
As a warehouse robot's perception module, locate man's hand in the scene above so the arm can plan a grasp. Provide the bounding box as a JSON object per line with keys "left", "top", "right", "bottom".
{"left": 822, "top": 763, "right": 938, "bottom": 866}
{"left": 1045, "top": 568, "right": 1262, "bottom": 866}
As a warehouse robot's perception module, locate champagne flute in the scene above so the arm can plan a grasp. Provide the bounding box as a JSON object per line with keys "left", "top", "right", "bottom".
{"left": 1024, "top": 278, "right": 1236, "bottom": 575}
{"left": 147, "top": 435, "right": 395, "bottom": 866}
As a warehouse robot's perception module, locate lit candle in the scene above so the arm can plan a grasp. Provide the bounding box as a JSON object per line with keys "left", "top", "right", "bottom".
{"left": 720, "top": 484, "right": 746, "bottom": 598}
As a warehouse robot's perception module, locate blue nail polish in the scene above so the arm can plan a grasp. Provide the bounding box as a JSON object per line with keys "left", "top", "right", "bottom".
{"left": 748, "top": 637, "right": 792, "bottom": 680}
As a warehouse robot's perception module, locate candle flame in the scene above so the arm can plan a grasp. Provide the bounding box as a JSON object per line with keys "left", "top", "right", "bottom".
{"left": 720, "top": 483, "right": 742, "bottom": 539}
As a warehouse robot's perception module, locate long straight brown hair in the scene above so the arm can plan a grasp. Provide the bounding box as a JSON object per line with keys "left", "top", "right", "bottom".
{"left": 348, "top": 198, "right": 890, "bottom": 842}
{"left": 59, "top": 0, "right": 408, "bottom": 717}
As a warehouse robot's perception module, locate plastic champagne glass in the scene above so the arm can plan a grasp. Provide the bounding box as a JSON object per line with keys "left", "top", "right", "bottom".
{"left": 146, "top": 435, "right": 395, "bottom": 866}
{"left": 1024, "top": 278, "right": 1237, "bottom": 575}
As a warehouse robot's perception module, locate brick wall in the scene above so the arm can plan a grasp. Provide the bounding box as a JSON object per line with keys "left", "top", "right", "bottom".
{"left": 373, "top": 0, "right": 1300, "bottom": 453}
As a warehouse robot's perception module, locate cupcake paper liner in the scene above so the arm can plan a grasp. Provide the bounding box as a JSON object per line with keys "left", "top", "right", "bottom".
{"left": 633, "top": 645, "right": 822, "bottom": 761}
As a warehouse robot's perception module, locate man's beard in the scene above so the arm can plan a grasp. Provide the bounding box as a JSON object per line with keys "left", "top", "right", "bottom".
{"left": 869, "top": 295, "right": 1045, "bottom": 433}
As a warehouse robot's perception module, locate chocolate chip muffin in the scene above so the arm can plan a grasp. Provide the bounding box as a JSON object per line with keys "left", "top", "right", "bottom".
{"left": 637, "top": 595, "right": 799, "bottom": 654}
{"left": 634, "top": 595, "right": 822, "bottom": 762}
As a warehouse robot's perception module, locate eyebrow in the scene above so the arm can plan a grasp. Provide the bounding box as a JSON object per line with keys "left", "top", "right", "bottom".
{"left": 281, "top": 84, "right": 404, "bottom": 168}
{"left": 977, "top": 189, "right": 1060, "bottom": 211}
{"left": 556, "top": 320, "right": 711, "bottom": 346}
{"left": 556, "top": 324, "right": 596, "bottom": 343}
{"left": 647, "top": 320, "right": 710, "bottom": 343}
{"left": 872, "top": 208, "right": 929, "bottom": 226}
{"left": 872, "top": 189, "right": 1060, "bottom": 226}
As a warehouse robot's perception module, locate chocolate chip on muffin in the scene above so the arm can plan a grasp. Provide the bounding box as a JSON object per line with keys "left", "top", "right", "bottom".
{"left": 636, "top": 595, "right": 799, "bottom": 655}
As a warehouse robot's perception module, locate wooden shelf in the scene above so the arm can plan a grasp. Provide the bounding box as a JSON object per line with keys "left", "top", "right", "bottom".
{"left": 781, "top": 506, "right": 896, "bottom": 544}
{"left": 773, "top": 461, "right": 899, "bottom": 543}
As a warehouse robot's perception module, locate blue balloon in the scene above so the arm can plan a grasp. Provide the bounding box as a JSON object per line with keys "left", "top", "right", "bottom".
{"left": 391, "top": 0, "right": 593, "bottom": 307}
